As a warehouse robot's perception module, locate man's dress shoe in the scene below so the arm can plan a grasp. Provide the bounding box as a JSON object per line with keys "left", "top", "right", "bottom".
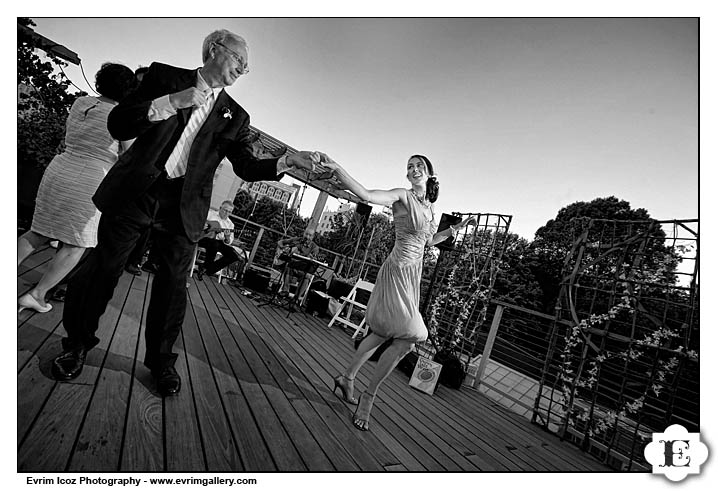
{"left": 51, "top": 349, "right": 86, "bottom": 381}
{"left": 155, "top": 366, "right": 181, "bottom": 396}
{"left": 49, "top": 287, "right": 67, "bottom": 302}
{"left": 141, "top": 262, "right": 160, "bottom": 274}
{"left": 125, "top": 264, "right": 142, "bottom": 276}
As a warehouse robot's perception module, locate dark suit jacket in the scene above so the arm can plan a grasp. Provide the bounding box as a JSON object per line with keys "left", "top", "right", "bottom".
{"left": 97, "top": 62, "right": 281, "bottom": 242}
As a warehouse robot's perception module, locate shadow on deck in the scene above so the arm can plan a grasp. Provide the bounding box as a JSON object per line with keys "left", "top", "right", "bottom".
{"left": 17, "top": 247, "right": 611, "bottom": 473}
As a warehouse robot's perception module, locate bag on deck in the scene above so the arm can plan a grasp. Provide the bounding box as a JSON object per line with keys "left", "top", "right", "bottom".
{"left": 433, "top": 349, "right": 466, "bottom": 389}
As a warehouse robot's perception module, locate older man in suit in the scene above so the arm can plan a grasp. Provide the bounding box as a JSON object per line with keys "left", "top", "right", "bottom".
{"left": 53, "top": 29, "right": 320, "bottom": 396}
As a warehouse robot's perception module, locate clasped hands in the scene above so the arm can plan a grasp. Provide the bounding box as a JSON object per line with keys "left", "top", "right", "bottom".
{"left": 285, "top": 151, "right": 340, "bottom": 181}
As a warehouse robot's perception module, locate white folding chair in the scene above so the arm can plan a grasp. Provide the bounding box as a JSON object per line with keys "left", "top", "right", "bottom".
{"left": 189, "top": 245, "right": 224, "bottom": 284}
{"left": 327, "top": 279, "right": 375, "bottom": 339}
{"left": 189, "top": 244, "right": 204, "bottom": 278}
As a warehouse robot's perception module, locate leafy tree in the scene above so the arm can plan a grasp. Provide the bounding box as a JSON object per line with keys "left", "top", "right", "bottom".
{"left": 18, "top": 17, "right": 83, "bottom": 167}
{"left": 313, "top": 212, "right": 353, "bottom": 254}
{"left": 316, "top": 212, "right": 393, "bottom": 260}
{"left": 314, "top": 210, "right": 394, "bottom": 279}
{"left": 18, "top": 17, "right": 84, "bottom": 228}
{"left": 492, "top": 233, "right": 543, "bottom": 310}
{"left": 232, "top": 189, "right": 308, "bottom": 238}
{"left": 18, "top": 18, "right": 80, "bottom": 115}
{"left": 231, "top": 189, "right": 310, "bottom": 268}
{"left": 528, "top": 196, "right": 669, "bottom": 313}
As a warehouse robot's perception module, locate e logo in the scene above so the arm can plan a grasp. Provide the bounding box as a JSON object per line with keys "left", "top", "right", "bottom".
{"left": 644, "top": 424, "right": 708, "bottom": 482}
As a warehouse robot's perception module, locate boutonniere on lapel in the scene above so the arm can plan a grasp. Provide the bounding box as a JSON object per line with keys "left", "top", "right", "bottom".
{"left": 221, "top": 107, "right": 233, "bottom": 120}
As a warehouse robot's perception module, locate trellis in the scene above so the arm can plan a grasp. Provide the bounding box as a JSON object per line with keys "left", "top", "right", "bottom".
{"left": 532, "top": 218, "right": 699, "bottom": 470}
{"left": 416, "top": 212, "right": 513, "bottom": 363}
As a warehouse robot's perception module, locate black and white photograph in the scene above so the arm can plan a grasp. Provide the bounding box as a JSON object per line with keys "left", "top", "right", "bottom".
{"left": 13, "top": 8, "right": 710, "bottom": 490}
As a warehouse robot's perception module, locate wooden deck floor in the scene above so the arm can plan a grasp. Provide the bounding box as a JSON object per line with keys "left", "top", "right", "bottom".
{"left": 18, "top": 247, "right": 610, "bottom": 473}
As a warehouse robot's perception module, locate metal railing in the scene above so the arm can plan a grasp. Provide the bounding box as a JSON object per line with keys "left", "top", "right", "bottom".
{"left": 463, "top": 219, "right": 699, "bottom": 471}
{"left": 461, "top": 300, "right": 655, "bottom": 471}
{"left": 227, "top": 214, "right": 382, "bottom": 286}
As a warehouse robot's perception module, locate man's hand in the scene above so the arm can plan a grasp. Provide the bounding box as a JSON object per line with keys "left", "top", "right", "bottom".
{"left": 287, "top": 151, "right": 323, "bottom": 172}
{"left": 204, "top": 220, "right": 222, "bottom": 233}
{"left": 169, "top": 87, "right": 210, "bottom": 110}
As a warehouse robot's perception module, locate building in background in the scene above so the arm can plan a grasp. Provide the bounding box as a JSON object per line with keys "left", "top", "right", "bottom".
{"left": 210, "top": 159, "right": 300, "bottom": 211}
{"left": 244, "top": 180, "right": 300, "bottom": 208}
{"left": 209, "top": 158, "right": 242, "bottom": 211}
{"left": 209, "top": 127, "right": 296, "bottom": 211}
{"left": 208, "top": 126, "right": 364, "bottom": 226}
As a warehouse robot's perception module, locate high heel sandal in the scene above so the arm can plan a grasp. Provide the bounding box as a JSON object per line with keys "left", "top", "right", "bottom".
{"left": 332, "top": 375, "right": 358, "bottom": 405}
{"left": 352, "top": 392, "right": 375, "bottom": 431}
{"left": 18, "top": 293, "right": 53, "bottom": 314}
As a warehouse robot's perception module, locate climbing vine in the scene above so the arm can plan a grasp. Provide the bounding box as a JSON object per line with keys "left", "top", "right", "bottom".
{"left": 557, "top": 243, "right": 699, "bottom": 438}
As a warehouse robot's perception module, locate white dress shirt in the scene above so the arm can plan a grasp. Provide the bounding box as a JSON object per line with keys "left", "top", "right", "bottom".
{"left": 206, "top": 209, "right": 235, "bottom": 244}
{"left": 147, "top": 69, "right": 291, "bottom": 175}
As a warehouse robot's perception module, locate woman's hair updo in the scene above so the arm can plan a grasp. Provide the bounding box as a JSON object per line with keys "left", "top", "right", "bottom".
{"left": 410, "top": 154, "right": 440, "bottom": 203}
{"left": 94, "top": 63, "right": 138, "bottom": 102}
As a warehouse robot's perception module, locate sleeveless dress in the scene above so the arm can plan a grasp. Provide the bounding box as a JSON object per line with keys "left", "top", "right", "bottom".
{"left": 365, "top": 191, "right": 437, "bottom": 342}
{"left": 31, "top": 96, "right": 120, "bottom": 248}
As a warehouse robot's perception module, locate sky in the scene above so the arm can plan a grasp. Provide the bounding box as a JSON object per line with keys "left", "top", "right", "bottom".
{"left": 26, "top": 17, "right": 698, "bottom": 241}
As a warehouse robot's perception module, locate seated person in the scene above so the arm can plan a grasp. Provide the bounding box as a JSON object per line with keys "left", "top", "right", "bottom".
{"left": 196, "top": 201, "right": 243, "bottom": 281}
{"left": 275, "top": 230, "right": 320, "bottom": 295}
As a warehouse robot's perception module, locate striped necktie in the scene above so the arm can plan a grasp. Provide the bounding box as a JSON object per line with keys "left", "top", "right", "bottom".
{"left": 164, "top": 91, "right": 215, "bottom": 179}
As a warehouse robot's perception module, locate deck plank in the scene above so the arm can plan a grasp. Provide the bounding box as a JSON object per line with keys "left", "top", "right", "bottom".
{"left": 17, "top": 246, "right": 55, "bottom": 298}
{"left": 190, "top": 281, "right": 307, "bottom": 471}
{"left": 443, "top": 387, "right": 605, "bottom": 471}
{"left": 244, "top": 294, "right": 405, "bottom": 468}
{"left": 374, "top": 371, "right": 537, "bottom": 470}
{"left": 271, "top": 302, "right": 515, "bottom": 471}
{"left": 17, "top": 272, "right": 133, "bottom": 471}
{"left": 17, "top": 306, "right": 64, "bottom": 371}
{"left": 187, "top": 281, "right": 285, "bottom": 471}
{"left": 16, "top": 253, "right": 613, "bottom": 473}
{"left": 18, "top": 246, "right": 55, "bottom": 275}
{"left": 286, "top": 309, "right": 479, "bottom": 469}
{"left": 166, "top": 303, "right": 208, "bottom": 472}
{"left": 17, "top": 247, "right": 60, "bottom": 326}
{"left": 231, "top": 297, "right": 387, "bottom": 471}
{"left": 198, "top": 281, "right": 338, "bottom": 471}
{"left": 267, "top": 298, "right": 606, "bottom": 472}
{"left": 287, "top": 311, "right": 476, "bottom": 471}
{"left": 118, "top": 274, "right": 164, "bottom": 472}
{"left": 197, "top": 285, "right": 329, "bottom": 470}
{"left": 17, "top": 383, "right": 94, "bottom": 472}
{"left": 182, "top": 284, "right": 244, "bottom": 471}
{"left": 17, "top": 355, "right": 58, "bottom": 445}
{"left": 67, "top": 274, "right": 149, "bottom": 471}
{"left": 211, "top": 281, "right": 365, "bottom": 472}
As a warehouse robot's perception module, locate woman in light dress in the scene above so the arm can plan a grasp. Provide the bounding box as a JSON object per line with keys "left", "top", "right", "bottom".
{"left": 321, "top": 154, "right": 475, "bottom": 431}
{"left": 18, "top": 63, "right": 138, "bottom": 313}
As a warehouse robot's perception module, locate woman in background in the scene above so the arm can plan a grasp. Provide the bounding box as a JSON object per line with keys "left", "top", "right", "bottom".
{"left": 18, "top": 63, "right": 137, "bottom": 313}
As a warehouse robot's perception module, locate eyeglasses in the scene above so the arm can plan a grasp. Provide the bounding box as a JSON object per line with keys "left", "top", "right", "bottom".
{"left": 214, "top": 42, "right": 249, "bottom": 75}
{"left": 220, "top": 207, "right": 234, "bottom": 213}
